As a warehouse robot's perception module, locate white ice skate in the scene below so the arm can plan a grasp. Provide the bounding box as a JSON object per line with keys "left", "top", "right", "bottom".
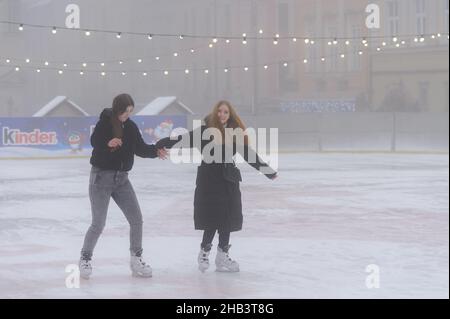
{"left": 215, "top": 245, "right": 240, "bottom": 272}
{"left": 130, "top": 255, "right": 152, "bottom": 278}
{"left": 198, "top": 247, "right": 211, "bottom": 273}
{"left": 79, "top": 257, "right": 92, "bottom": 279}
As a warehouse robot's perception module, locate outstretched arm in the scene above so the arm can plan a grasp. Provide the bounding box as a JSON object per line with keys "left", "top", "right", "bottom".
{"left": 135, "top": 131, "right": 157, "bottom": 158}
{"left": 135, "top": 125, "right": 167, "bottom": 159}
{"left": 239, "top": 144, "right": 278, "bottom": 179}
{"left": 156, "top": 126, "right": 204, "bottom": 151}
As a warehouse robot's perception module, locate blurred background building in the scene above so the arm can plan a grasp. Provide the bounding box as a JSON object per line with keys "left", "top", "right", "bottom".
{"left": 0, "top": 0, "right": 448, "bottom": 117}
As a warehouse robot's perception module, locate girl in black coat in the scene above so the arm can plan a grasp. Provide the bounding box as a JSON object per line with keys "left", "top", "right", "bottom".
{"left": 156, "top": 100, "right": 277, "bottom": 272}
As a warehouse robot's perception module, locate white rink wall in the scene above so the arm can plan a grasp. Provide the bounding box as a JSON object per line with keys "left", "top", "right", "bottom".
{"left": 0, "top": 112, "right": 448, "bottom": 159}
{"left": 237, "top": 112, "right": 449, "bottom": 153}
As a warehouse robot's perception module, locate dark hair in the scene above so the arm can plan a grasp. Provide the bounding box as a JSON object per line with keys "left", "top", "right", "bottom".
{"left": 112, "top": 93, "right": 134, "bottom": 116}
{"left": 111, "top": 94, "right": 134, "bottom": 139}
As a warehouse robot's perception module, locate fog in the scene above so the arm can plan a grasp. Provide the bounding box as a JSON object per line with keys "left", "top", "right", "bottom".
{"left": 0, "top": 0, "right": 448, "bottom": 117}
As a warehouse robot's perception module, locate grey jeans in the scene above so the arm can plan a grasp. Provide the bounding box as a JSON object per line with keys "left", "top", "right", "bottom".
{"left": 81, "top": 166, "right": 143, "bottom": 259}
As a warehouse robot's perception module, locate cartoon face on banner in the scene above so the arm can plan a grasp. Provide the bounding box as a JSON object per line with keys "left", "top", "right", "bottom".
{"left": 67, "top": 131, "right": 83, "bottom": 152}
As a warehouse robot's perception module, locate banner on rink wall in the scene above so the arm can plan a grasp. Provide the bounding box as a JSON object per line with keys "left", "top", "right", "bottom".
{"left": 0, "top": 115, "right": 187, "bottom": 158}
{"left": 280, "top": 99, "right": 356, "bottom": 112}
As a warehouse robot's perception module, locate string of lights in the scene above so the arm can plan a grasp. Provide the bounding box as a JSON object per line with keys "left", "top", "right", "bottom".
{"left": 1, "top": 33, "right": 448, "bottom": 70}
{"left": 0, "top": 43, "right": 435, "bottom": 78}
{"left": 1, "top": 20, "right": 448, "bottom": 43}
{"left": 1, "top": 20, "right": 448, "bottom": 78}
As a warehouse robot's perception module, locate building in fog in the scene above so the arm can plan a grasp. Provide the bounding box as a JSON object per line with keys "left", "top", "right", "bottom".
{"left": 137, "top": 97, "right": 194, "bottom": 116}
{"left": 292, "top": 0, "right": 372, "bottom": 113}
{"left": 33, "top": 96, "right": 89, "bottom": 117}
{"left": 290, "top": 0, "right": 449, "bottom": 112}
{"left": 370, "top": 0, "right": 449, "bottom": 112}
{"left": 0, "top": 0, "right": 448, "bottom": 117}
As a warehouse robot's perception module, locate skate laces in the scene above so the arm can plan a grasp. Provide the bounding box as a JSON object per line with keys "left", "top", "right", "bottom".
{"left": 200, "top": 250, "right": 209, "bottom": 262}
{"left": 220, "top": 245, "right": 234, "bottom": 262}
{"left": 137, "top": 257, "right": 150, "bottom": 268}
{"left": 221, "top": 251, "right": 235, "bottom": 263}
{"left": 80, "top": 259, "right": 91, "bottom": 269}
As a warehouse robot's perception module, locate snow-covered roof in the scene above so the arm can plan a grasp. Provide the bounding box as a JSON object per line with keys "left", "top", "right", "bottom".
{"left": 137, "top": 96, "right": 194, "bottom": 116}
{"left": 33, "top": 96, "right": 89, "bottom": 117}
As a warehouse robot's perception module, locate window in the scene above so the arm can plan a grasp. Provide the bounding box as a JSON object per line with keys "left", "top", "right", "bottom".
{"left": 190, "top": 8, "right": 197, "bottom": 39}
{"left": 305, "top": 26, "right": 317, "bottom": 73}
{"left": 1, "top": 0, "right": 21, "bottom": 33}
{"left": 350, "top": 25, "right": 361, "bottom": 71}
{"left": 387, "top": 0, "right": 400, "bottom": 36}
{"left": 418, "top": 81, "right": 430, "bottom": 110}
{"left": 205, "top": 7, "right": 212, "bottom": 35}
{"left": 279, "top": 62, "right": 299, "bottom": 93}
{"left": 224, "top": 60, "right": 231, "bottom": 95}
{"left": 316, "top": 78, "right": 327, "bottom": 92}
{"left": 278, "top": 3, "right": 289, "bottom": 35}
{"left": 223, "top": 4, "right": 231, "bottom": 35}
{"left": 327, "top": 27, "right": 338, "bottom": 72}
{"left": 445, "top": 0, "right": 449, "bottom": 33}
{"left": 192, "top": 62, "right": 198, "bottom": 103}
{"left": 444, "top": 82, "right": 449, "bottom": 111}
{"left": 183, "top": 12, "right": 189, "bottom": 36}
{"left": 338, "top": 79, "right": 349, "bottom": 91}
{"left": 416, "top": 0, "right": 426, "bottom": 35}
{"left": 307, "top": 45, "right": 317, "bottom": 73}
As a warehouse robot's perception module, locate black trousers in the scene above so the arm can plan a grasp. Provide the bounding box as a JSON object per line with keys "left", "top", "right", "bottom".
{"left": 201, "top": 229, "right": 230, "bottom": 251}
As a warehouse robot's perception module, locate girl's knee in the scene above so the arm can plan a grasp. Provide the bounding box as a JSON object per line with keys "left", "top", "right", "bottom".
{"left": 89, "top": 223, "right": 105, "bottom": 234}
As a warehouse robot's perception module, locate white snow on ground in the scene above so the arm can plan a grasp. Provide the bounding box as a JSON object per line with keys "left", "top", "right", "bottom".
{"left": 0, "top": 153, "right": 448, "bottom": 299}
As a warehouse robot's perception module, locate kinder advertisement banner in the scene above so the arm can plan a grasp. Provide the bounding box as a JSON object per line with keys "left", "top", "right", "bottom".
{"left": 0, "top": 116, "right": 187, "bottom": 158}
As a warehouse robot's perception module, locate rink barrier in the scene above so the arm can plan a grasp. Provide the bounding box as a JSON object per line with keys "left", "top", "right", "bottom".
{"left": 0, "top": 112, "right": 447, "bottom": 158}
{"left": 236, "top": 112, "right": 448, "bottom": 153}
{"left": 231, "top": 112, "right": 448, "bottom": 153}
{"left": 0, "top": 115, "right": 188, "bottom": 159}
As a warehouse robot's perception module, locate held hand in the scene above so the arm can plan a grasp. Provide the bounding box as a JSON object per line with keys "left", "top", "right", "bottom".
{"left": 157, "top": 148, "right": 169, "bottom": 160}
{"left": 269, "top": 173, "right": 278, "bottom": 180}
{"left": 108, "top": 138, "right": 123, "bottom": 148}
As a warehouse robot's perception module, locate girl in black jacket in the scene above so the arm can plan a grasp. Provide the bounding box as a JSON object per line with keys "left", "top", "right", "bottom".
{"left": 156, "top": 100, "right": 277, "bottom": 272}
{"left": 79, "top": 94, "right": 167, "bottom": 279}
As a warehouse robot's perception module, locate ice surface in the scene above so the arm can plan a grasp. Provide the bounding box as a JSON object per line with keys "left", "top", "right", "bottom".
{"left": 0, "top": 153, "right": 448, "bottom": 298}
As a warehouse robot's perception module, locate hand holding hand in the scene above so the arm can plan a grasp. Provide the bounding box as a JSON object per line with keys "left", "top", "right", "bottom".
{"left": 108, "top": 138, "right": 123, "bottom": 149}
{"left": 157, "top": 148, "right": 169, "bottom": 160}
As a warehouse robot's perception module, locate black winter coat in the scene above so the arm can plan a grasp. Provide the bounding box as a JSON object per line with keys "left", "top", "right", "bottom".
{"left": 90, "top": 108, "right": 158, "bottom": 171}
{"left": 156, "top": 125, "right": 277, "bottom": 232}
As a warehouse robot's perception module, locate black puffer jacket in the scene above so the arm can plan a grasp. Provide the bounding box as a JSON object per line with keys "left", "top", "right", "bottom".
{"left": 156, "top": 125, "right": 277, "bottom": 232}
{"left": 90, "top": 108, "right": 158, "bottom": 171}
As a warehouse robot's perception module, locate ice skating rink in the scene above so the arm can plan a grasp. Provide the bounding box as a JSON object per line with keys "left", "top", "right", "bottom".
{"left": 0, "top": 153, "right": 448, "bottom": 299}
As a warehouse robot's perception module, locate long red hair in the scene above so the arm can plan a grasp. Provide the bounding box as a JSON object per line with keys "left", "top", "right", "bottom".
{"left": 205, "top": 101, "right": 249, "bottom": 145}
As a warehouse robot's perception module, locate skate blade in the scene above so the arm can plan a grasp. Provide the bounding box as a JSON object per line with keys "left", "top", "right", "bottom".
{"left": 215, "top": 267, "right": 240, "bottom": 273}
{"left": 198, "top": 265, "right": 209, "bottom": 272}
{"left": 132, "top": 271, "right": 152, "bottom": 278}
